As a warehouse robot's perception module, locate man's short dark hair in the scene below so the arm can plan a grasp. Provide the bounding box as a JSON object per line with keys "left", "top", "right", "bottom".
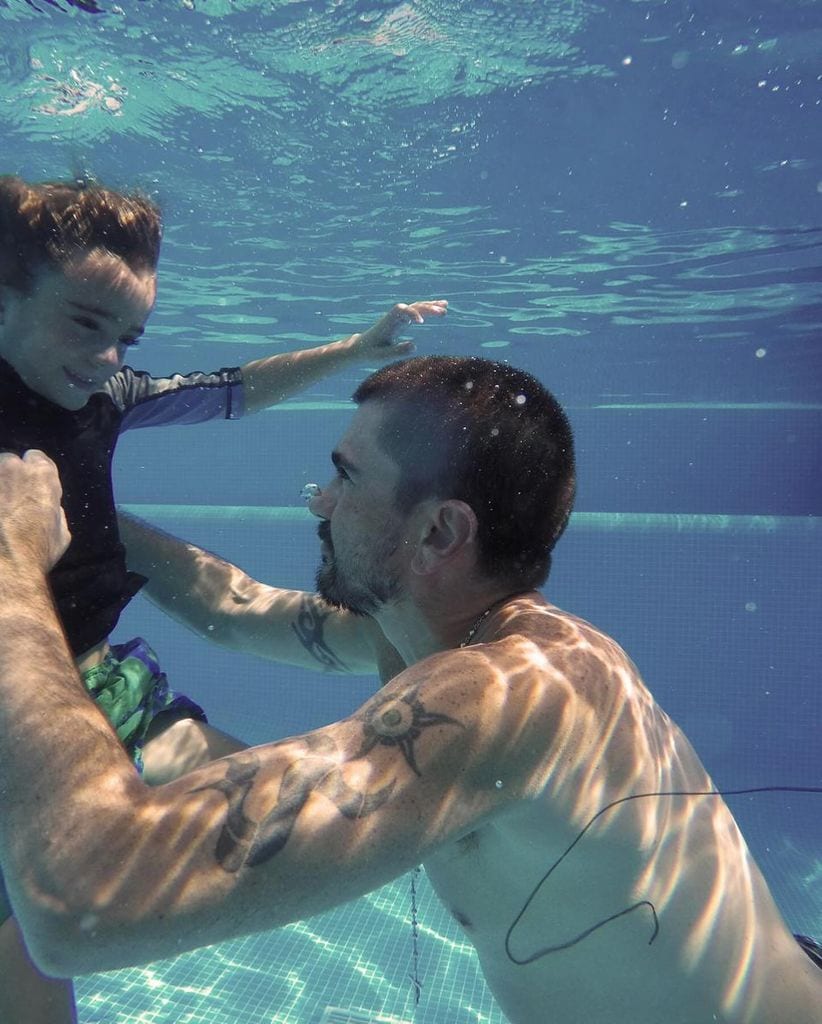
{"left": 353, "top": 355, "right": 576, "bottom": 590}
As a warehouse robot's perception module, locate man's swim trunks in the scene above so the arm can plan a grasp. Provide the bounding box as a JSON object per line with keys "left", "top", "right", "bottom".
{"left": 81, "top": 636, "right": 207, "bottom": 774}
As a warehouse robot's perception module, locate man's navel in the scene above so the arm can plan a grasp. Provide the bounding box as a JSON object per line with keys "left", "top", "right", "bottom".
{"left": 451, "top": 906, "right": 473, "bottom": 929}
{"left": 456, "top": 829, "right": 481, "bottom": 854}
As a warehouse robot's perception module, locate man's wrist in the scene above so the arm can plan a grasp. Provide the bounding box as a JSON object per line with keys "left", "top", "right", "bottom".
{"left": 0, "top": 556, "right": 52, "bottom": 602}
{"left": 0, "top": 591, "right": 63, "bottom": 661}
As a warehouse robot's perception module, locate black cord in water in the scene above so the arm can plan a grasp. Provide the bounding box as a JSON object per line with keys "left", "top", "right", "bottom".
{"left": 505, "top": 785, "right": 822, "bottom": 966}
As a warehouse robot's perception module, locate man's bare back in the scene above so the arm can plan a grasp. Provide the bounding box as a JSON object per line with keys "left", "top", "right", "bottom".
{"left": 423, "top": 597, "right": 821, "bottom": 1024}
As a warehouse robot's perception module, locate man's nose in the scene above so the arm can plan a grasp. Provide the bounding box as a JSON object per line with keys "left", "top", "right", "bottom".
{"left": 307, "top": 480, "right": 336, "bottom": 518}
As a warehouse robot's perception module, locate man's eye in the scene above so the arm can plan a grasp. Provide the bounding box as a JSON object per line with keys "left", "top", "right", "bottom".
{"left": 120, "top": 337, "right": 141, "bottom": 348}
{"left": 336, "top": 466, "right": 351, "bottom": 481}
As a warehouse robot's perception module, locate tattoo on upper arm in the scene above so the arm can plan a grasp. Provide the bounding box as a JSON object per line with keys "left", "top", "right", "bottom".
{"left": 194, "top": 685, "right": 464, "bottom": 872}
{"left": 291, "top": 595, "right": 350, "bottom": 671}
{"left": 193, "top": 739, "right": 396, "bottom": 872}
{"left": 355, "top": 685, "right": 463, "bottom": 777}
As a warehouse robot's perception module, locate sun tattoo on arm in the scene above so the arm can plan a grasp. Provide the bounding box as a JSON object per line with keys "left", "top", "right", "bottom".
{"left": 291, "top": 595, "right": 350, "bottom": 671}
{"left": 355, "top": 684, "right": 463, "bottom": 777}
{"left": 192, "top": 683, "right": 465, "bottom": 872}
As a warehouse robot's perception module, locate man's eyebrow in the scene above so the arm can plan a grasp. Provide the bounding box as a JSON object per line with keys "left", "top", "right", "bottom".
{"left": 331, "top": 450, "right": 358, "bottom": 475}
{"left": 68, "top": 301, "right": 145, "bottom": 337}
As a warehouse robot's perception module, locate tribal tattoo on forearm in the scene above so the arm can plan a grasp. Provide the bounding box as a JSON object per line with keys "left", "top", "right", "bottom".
{"left": 290, "top": 595, "right": 350, "bottom": 671}
{"left": 192, "top": 683, "right": 464, "bottom": 872}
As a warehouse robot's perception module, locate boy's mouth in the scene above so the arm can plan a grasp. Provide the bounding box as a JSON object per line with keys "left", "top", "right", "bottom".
{"left": 63, "top": 367, "right": 99, "bottom": 390}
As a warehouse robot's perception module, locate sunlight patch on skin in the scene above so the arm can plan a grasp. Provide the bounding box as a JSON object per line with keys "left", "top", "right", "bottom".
{"left": 720, "top": 882, "right": 758, "bottom": 1016}
{"left": 480, "top": 597, "right": 789, "bottom": 1023}
{"left": 683, "top": 840, "right": 728, "bottom": 970}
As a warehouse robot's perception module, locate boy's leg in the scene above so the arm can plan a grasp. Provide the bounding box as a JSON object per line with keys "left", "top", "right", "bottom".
{"left": 83, "top": 636, "right": 247, "bottom": 786}
{"left": 141, "top": 715, "right": 247, "bottom": 786}
{"left": 0, "top": 914, "right": 77, "bottom": 1024}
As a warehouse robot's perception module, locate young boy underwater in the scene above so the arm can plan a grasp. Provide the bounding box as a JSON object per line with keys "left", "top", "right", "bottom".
{"left": 0, "top": 173, "right": 446, "bottom": 1023}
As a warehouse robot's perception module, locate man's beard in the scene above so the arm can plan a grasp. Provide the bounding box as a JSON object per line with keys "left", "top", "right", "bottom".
{"left": 315, "top": 522, "right": 402, "bottom": 616}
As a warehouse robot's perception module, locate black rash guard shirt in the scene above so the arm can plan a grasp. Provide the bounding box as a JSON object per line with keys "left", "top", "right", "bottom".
{"left": 0, "top": 357, "right": 245, "bottom": 656}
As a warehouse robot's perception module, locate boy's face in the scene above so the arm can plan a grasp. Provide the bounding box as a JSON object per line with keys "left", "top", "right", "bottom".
{"left": 0, "top": 250, "right": 157, "bottom": 410}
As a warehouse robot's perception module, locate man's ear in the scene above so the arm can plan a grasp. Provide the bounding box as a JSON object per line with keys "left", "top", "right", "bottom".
{"left": 411, "top": 499, "right": 478, "bottom": 574}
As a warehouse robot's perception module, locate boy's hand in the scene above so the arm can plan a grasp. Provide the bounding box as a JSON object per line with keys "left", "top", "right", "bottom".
{"left": 0, "top": 450, "right": 70, "bottom": 574}
{"left": 351, "top": 299, "right": 448, "bottom": 359}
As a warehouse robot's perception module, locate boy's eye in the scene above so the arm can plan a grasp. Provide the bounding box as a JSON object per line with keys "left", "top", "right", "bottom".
{"left": 72, "top": 315, "right": 100, "bottom": 331}
{"left": 120, "top": 336, "right": 141, "bottom": 348}
{"left": 336, "top": 465, "right": 351, "bottom": 481}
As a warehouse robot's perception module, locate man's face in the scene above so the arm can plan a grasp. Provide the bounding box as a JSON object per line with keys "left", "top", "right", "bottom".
{"left": 0, "top": 250, "right": 156, "bottom": 410}
{"left": 310, "top": 401, "right": 409, "bottom": 615}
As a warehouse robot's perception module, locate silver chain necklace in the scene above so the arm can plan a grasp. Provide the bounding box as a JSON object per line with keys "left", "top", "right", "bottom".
{"left": 459, "top": 596, "right": 515, "bottom": 648}
{"left": 459, "top": 605, "right": 496, "bottom": 648}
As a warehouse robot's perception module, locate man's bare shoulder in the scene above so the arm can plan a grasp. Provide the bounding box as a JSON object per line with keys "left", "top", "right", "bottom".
{"left": 391, "top": 595, "right": 641, "bottom": 712}
{"left": 484, "top": 596, "right": 639, "bottom": 689}
{"left": 468, "top": 597, "right": 669, "bottom": 770}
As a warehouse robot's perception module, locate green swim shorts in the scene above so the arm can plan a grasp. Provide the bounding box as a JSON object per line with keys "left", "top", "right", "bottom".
{"left": 81, "top": 636, "right": 207, "bottom": 773}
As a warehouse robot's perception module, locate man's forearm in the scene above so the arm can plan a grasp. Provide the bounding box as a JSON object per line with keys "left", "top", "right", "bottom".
{"left": 118, "top": 511, "right": 380, "bottom": 673}
{"left": 118, "top": 510, "right": 244, "bottom": 646}
{"left": 0, "top": 563, "right": 139, "bottom": 967}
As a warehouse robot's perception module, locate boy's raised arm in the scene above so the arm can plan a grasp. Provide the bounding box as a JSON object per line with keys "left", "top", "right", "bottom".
{"left": 241, "top": 300, "right": 447, "bottom": 414}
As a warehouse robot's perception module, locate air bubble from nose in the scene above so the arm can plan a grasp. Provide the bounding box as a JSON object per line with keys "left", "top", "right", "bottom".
{"left": 301, "top": 483, "right": 322, "bottom": 502}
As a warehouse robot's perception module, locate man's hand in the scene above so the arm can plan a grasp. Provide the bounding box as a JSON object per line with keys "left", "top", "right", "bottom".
{"left": 351, "top": 299, "right": 448, "bottom": 359}
{"left": 0, "top": 450, "right": 70, "bottom": 573}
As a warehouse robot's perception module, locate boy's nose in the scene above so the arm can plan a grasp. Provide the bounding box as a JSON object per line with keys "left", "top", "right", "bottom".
{"left": 94, "top": 343, "right": 122, "bottom": 368}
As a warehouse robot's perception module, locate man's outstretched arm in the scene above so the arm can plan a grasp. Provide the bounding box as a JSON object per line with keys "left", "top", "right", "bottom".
{"left": 118, "top": 511, "right": 403, "bottom": 678}
{"left": 0, "top": 458, "right": 532, "bottom": 979}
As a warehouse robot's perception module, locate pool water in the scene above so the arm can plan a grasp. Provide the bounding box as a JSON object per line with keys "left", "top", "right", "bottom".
{"left": 1, "top": 1, "right": 820, "bottom": 1021}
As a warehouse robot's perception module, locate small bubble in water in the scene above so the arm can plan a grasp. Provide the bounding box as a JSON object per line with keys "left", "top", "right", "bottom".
{"left": 745, "top": 602, "right": 757, "bottom": 612}
{"left": 755, "top": 348, "right": 766, "bottom": 358}
{"left": 515, "top": 394, "right": 526, "bottom": 405}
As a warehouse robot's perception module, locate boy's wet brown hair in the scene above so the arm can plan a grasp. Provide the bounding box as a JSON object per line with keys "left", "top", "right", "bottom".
{"left": 0, "top": 175, "right": 162, "bottom": 294}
